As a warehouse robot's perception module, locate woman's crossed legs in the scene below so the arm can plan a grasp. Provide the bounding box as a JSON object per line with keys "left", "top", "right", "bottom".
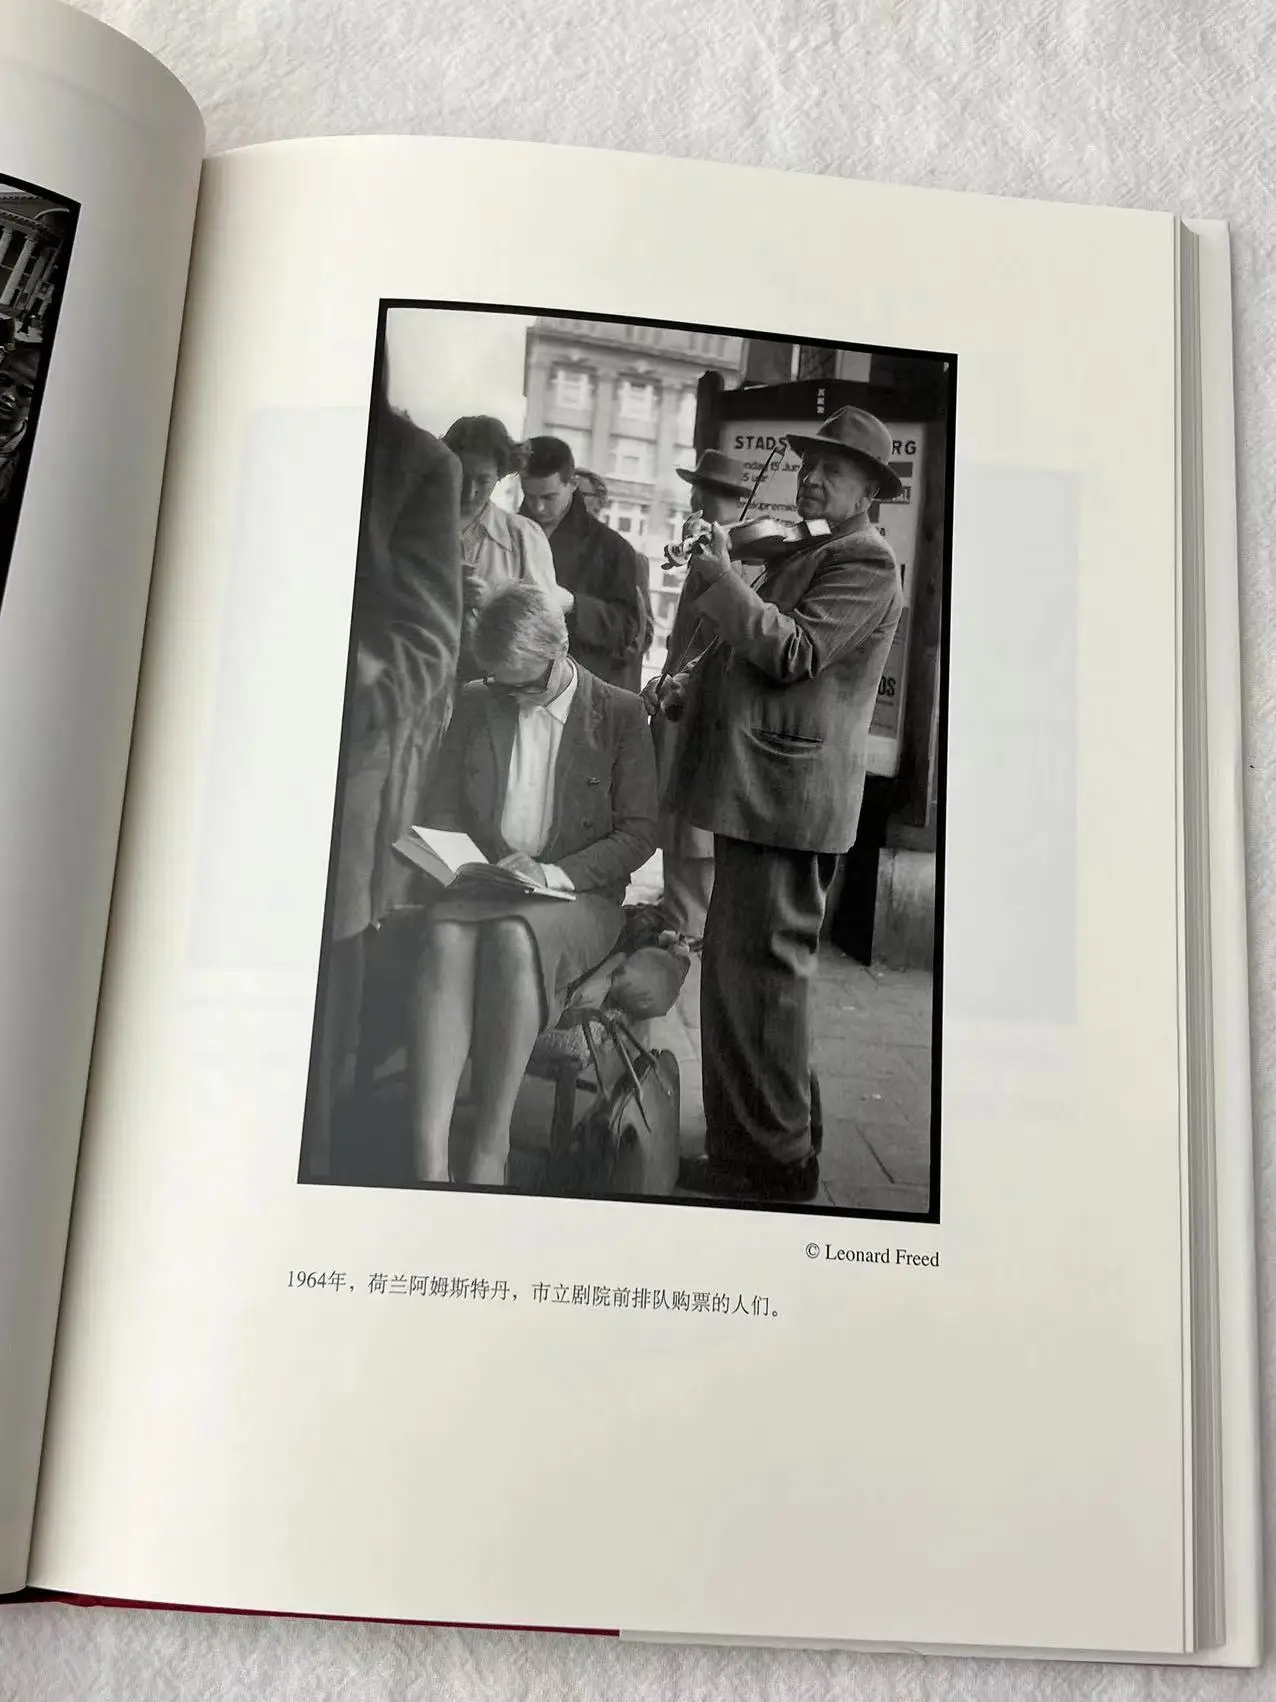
{"left": 409, "top": 918, "right": 545, "bottom": 1186}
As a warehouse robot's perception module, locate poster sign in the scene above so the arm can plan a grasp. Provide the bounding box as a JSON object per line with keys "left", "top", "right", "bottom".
{"left": 718, "top": 420, "right": 926, "bottom": 777}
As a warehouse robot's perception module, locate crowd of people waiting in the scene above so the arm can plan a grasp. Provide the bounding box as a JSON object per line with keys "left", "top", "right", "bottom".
{"left": 307, "top": 362, "right": 904, "bottom": 1207}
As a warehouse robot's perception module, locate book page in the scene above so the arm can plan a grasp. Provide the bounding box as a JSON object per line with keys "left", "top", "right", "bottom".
{"left": 32, "top": 138, "right": 1193, "bottom": 1654}
{"left": 0, "top": 0, "right": 203, "bottom": 1592}
{"left": 413, "top": 828, "right": 487, "bottom": 869}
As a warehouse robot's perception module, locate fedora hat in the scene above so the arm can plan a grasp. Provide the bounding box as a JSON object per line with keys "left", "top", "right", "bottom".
{"left": 675, "top": 448, "right": 752, "bottom": 500}
{"left": 784, "top": 408, "right": 903, "bottom": 500}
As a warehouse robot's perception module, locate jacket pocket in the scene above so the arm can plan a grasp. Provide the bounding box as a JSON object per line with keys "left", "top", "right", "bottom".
{"left": 749, "top": 725, "right": 824, "bottom": 754}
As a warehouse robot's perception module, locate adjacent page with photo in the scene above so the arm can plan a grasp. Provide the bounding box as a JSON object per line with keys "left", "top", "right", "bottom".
{"left": 24, "top": 130, "right": 1257, "bottom": 1662}
{"left": 0, "top": 0, "right": 204, "bottom": 1596}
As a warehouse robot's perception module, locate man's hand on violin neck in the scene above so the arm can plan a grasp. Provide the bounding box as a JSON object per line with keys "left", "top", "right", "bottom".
{"left": 690, "top": 523, "right": 733, "bottom": 588}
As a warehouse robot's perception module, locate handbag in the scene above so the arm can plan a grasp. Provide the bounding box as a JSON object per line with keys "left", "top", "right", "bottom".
{"left": 550, "top": 1006, "right": 680, "bottom": 1199}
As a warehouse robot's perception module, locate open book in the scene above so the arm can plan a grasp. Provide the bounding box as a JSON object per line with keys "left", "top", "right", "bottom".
{"left": 0, "top": 0, "right": 1261, "bottom": 1668}
{"left": 392, "top": 828, "right": 576, "bottom": 901}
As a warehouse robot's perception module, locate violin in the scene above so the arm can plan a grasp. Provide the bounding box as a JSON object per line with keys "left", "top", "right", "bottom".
{"left": 725, "top": 514, "right": 831, "bottom": 561}
{"left": 650, "top": 440, "right": 831, "bottom": 717}
{"left": 662, "top": 432, "right": 835, "bottom": 572}
{"left": 651, "top": 517, "right": 831, "bottom": 723}
{"left": 661, "top": 513, "right": 831, "bottom": 574}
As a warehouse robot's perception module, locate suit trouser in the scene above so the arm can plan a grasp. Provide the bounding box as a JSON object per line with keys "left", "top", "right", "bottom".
{"left": 701, "top": 835, "right": 838, "bottom": 1169}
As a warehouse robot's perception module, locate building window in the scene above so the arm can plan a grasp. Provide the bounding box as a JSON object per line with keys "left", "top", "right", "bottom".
{"left": 545, "top": 426, "right": 591, "bottom": 468}
{"left": 618, "top": 378, "right": 658, "bottom": 422}
{"left": 675, "top": 389, "right": 697, "bottom": 445}
{"left": 604, "top": 501, "right": 649, "bottom": 539}
{"left": 0, "top": 230, "right": 39, "bottom": 308}
{"left": 609, "top": 436, "right": 655, "bottom": 482}
{"left": 552, "top": 365, "right": 594, "bottom": 411}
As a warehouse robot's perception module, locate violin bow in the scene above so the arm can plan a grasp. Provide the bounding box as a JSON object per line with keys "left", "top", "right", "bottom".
{"left": 651, "top": 440, "right": 784, "bottom": 700}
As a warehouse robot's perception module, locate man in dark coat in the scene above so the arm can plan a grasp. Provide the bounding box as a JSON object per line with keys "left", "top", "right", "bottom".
{"left": 643, "top": 448, "right": 752, "bottom": 940}
{"left": 343, "top": 402, "right": 464, "bottom": 932}
{"left": 521, "top": 435, "right": 650, "bottom": 692}
{"left": 658, "top": 409, "right": 904, "bottom": 1203}
{"left": 304, "top": 382, "right": 463, "bottom": 1178}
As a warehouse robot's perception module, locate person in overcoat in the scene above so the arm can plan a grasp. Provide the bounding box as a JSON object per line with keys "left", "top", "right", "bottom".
{"left": 441, "top": 414, "right": 557, "bottom": 679}
{"left": 305, "top": 382, "right": 463, "bottom": 1179}
{"left": 643, "top": 448, "right": 752, "bottom": 940}
{"left": 656, "top": 408, "right": 904, "bottom": 1202}
{"left": 408, "top": 581, "right": 657, "bottom": 1189}
{"left": 520, "top": 435, "right": 651, "bottom": 691}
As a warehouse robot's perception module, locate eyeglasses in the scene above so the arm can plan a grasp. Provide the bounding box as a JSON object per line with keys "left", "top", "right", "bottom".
{"left": 484, "top": 656, "right": 557, "bottom": 697}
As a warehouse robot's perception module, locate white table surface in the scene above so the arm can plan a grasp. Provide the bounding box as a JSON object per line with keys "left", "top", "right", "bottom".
{"left": 4, "top": 0, "right": 1273, "bottom": 1695}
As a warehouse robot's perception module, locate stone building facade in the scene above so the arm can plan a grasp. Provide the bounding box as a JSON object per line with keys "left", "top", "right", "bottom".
{"left": 522, "top": 318, "right": 745, "bottom": 659}
{"left": 0, "top": 190, "right": 71, "bottom": 336}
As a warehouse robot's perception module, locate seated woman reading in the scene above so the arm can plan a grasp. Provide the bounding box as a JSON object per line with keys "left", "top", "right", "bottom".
{"left": 410, "top": 581, "right": 658, "bottom": 1186}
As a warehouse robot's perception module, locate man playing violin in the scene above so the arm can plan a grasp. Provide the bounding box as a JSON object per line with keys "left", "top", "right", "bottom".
{"left": 667, "top": 408, "right": 904, "bottom": 1203}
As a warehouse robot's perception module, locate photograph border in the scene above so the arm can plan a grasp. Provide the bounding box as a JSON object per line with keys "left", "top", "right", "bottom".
{"left": 300, "top": 297, "right": 957, "bottom": 1227}
{"left": 0, "top": 168, "right": 80, "bottom": 608}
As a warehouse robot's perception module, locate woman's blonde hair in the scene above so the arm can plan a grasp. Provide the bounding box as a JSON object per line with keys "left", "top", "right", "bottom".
{"left": 471, "top": 581, "right": 568, "bottom": 678}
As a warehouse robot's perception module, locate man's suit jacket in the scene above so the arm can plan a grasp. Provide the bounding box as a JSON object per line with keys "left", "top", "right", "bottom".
{"left": 353, "top": 405, "right": 462, "bottom": 735}
{"left": 425, "top": 666, "right": 658, "bottom": 904}
{"left": 671, "top": 513, "right": 903, "bottom": 854}
{"left": 523, "top": 489, "right": 651, "bottom": 691}
{"left": 340, "top": 407, "right": 463, "bottom": 933}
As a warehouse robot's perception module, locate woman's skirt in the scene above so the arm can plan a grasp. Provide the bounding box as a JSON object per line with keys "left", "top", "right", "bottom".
{"left": 428, "top": 888, "right": 624, "bottom": 1028}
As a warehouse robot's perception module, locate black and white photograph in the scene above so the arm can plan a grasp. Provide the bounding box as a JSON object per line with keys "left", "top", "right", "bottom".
{"left": 298, "top": 305, "right": 953, "bottom": 1218}
{"left": 0, "top": 171, "right": 75, "bottom": 593}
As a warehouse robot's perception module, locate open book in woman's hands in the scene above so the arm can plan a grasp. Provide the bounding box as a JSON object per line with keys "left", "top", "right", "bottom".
{"left": 393, "top": 826, "right": 575, "bottom": 900}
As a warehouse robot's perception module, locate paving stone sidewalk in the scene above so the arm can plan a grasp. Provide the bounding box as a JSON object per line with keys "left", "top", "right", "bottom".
{"left": 649, "top": 947, "right": 934, "bottom": 1216}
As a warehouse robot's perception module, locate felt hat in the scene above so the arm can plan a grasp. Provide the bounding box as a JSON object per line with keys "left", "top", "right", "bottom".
{"left": 675, "top": 448, "right": 752, "bottom": 499}
{"left": 783, "top": 407, "right": 903, "bottom": 500}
